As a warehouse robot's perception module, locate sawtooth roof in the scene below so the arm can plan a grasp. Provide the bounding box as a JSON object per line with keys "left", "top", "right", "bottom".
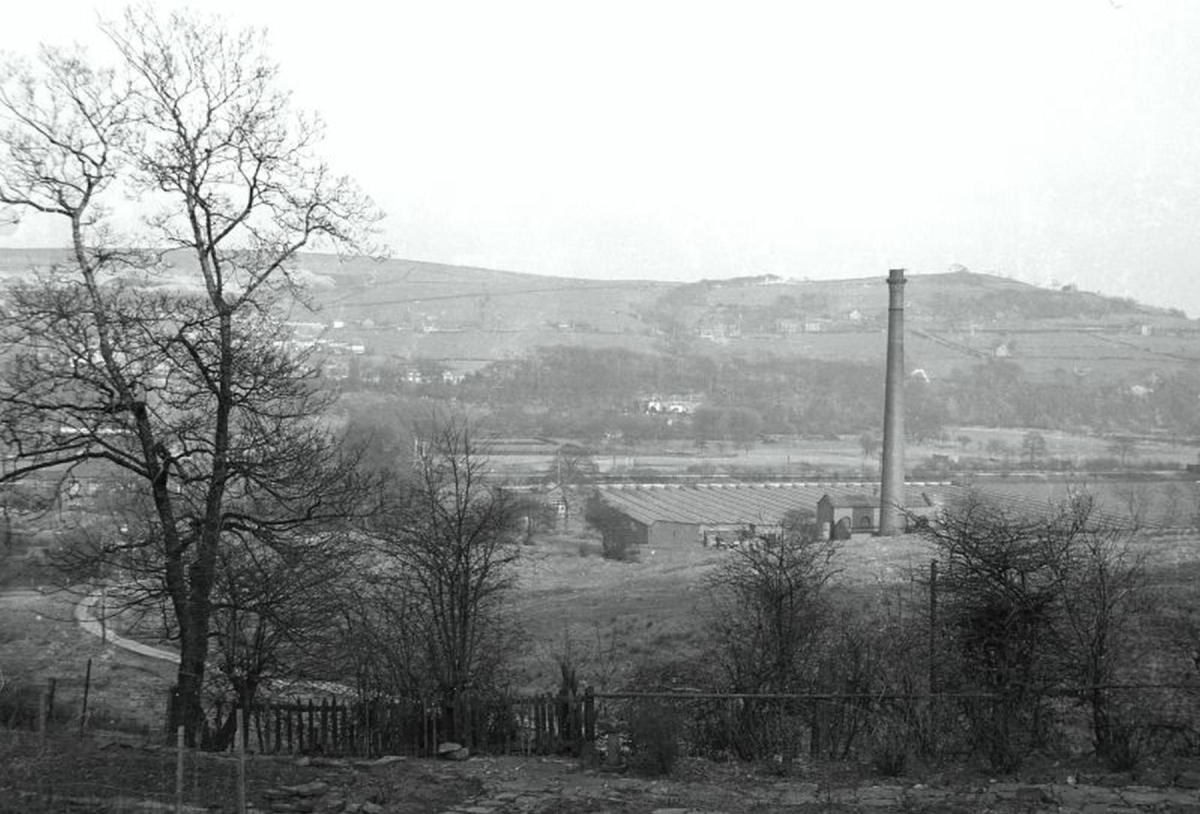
{"left": 595, "top": 482, "right": 957, "bottom": 527}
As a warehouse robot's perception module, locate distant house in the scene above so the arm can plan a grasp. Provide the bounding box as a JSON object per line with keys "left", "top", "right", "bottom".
{"left": 776, "top": 317, "right": 804, "bottom": 336}
{"left": 697, "top": 320, "right": 741, "bottom": 342}
{"left": 639, "top": 394, "right": 701, "bottom": 416}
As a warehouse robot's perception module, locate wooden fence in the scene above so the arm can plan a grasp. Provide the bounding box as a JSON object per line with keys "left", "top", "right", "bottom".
{"left": 218, "top": 684, "right": 1200, "bottom": 762}
{"left": 221, "top": 690, "right": 597, "bottom": 758}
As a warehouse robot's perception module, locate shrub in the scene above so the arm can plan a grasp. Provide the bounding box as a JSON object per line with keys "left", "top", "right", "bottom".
{"left": 868, "top": 714, "right": 910, "bottom": 777}
{"left": 627, "top": 701, "right": 682, "bottom": 776}
{"left": 601, "top": 535, "right": 639, "bottom": 562}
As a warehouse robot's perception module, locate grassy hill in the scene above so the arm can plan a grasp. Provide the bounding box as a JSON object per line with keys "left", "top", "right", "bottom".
{"left": 1, "top": 250, "right": 1196, "bottom": 381}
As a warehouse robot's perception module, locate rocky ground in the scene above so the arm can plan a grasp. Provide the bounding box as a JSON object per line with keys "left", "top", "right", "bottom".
{"left": 5, "top": 731, "right": 1200, "bottom": 813}
{"left": 261, "top": 752, "right": 1200, "bottom": 814}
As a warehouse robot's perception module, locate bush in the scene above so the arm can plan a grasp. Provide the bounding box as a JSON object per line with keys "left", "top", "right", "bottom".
{"left": 601, "top": 535, "right": 639, "bottom": 562}
{"left": 0, "top": 681, "right": 76, "bottom": 731}
{"left": 627, "top": 700, "right": 682, "bottom": 776}
{"left": 868, "top": 715, "right": 909, "bottom": 777}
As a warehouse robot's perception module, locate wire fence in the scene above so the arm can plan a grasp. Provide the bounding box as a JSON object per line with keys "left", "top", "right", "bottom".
{"left": 5, "top": 669, "right": 1200, "bottom": 810}
{"left": 0, "top": 728, "right": 247, "bottom": 813}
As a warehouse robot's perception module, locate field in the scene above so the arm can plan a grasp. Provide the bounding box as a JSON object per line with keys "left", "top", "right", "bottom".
{"left": 507, "top": 508, "right": 1200, "bottom": 693}
{"left": 486, "top": 425, "right": 1200, "bottom": 487}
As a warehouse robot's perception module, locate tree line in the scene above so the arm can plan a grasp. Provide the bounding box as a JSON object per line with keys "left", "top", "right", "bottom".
{"left": 384, "top": 345, "right": 1200, "bottom": 445}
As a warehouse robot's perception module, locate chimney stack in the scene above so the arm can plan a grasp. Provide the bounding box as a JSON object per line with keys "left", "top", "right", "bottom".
{"left": 878, "top": 268, "right": 906, "bottom": 536}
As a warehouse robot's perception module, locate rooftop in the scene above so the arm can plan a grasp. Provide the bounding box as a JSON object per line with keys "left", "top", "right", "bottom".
{"left": 595, "top": 481, "right": 956, "bottom": 527}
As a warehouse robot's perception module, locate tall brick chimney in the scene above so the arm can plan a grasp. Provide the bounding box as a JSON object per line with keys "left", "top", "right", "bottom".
{"left": 878, "top": 268, "right": 906, "bottom": 536}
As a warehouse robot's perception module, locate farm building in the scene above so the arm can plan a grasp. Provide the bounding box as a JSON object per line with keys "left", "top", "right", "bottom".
{"left": 587, "top": 482, "right": 957, "bottom": 552}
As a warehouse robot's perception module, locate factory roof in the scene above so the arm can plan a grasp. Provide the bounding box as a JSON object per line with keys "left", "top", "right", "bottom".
{"left": 594, "top": 481, "right": 957, "bottom": 527}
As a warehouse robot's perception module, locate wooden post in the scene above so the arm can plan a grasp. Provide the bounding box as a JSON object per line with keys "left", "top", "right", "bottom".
{"left": 38, "top": 686, "right": 48, "bottom": 750}
{"left": 809, "top": 698, "right": 820, "bottom": 758}
{"left": 330, "top": 698, "right": 338, "bottom": 753}
{"left": 583, "top": 687, "right": 595, "bottom": 742}
{"left": 46, "top": 677, "right": 57, "bottom": 724}
{"left": 307, "top": 699, "right": 316, "bottom": 752}
{"left": 175, "top": 725, "right": 185, "bottom": 814}
{"left": 236, "top": 708, "right": 247, "bottom": 814}
{"left": 80, "top": 659, "right": 92, "bottom": 737}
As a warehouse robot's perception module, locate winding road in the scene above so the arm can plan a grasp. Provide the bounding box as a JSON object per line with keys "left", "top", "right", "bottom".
{"left": 74, "top": 588, "right": 179, "bottom": 664}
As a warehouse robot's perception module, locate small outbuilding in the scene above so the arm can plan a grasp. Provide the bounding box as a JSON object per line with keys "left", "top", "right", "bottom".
{"left": 816, "top": 493, "right": 879, "bottom": 537}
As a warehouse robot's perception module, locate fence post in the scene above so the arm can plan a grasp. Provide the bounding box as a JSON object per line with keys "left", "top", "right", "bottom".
{"left": 583, "top": 687, "right": 595, "bottom": 743}
{"left": 38, "top": 685, "right": 48, "bottom": 750}
{"left": 320, "top": 698, "right": 329, "bottom": 753}
{"left": 46, "top": 677, "right": 57, "bottom": 724}
{"left": 809, "top": 698, "right": 820, "bottom": 758}
{"left": 312, "top": 701, "right": 321, "bottom": 753}
{"left": 175, "top": 725, "right": 184, "bottom": 814}
{"left": 236, "top": 707, "right": 247, "bottom": 814}
{"left": 80, "top": 659, "right": 92, "bottom": 737}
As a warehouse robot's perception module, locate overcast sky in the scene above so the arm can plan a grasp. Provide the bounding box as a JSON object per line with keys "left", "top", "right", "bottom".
{"left": 3, "top": 1, "right": 1200, "bottom": 314}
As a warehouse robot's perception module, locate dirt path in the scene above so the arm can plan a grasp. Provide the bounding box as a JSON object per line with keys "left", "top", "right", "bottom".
{"left": 74, "top": 587, "right": 180, "bottom": 664}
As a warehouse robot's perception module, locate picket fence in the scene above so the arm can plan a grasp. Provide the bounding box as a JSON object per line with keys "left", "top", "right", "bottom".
{"left": 220, "top": 690, "right": 597, "bottom": 758}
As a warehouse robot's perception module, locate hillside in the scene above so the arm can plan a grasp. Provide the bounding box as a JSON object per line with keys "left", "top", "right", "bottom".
{"left": 3, "top": 250, "right": 1192, "bottom": 383}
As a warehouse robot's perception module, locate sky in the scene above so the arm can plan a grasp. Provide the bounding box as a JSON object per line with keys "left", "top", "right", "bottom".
{"left": 3, "top": 1, "right": 1200, "bottom": 314}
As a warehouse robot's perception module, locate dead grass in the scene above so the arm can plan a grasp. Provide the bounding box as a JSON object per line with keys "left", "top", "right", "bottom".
{"left": 510, "top": 524, "right": 1200, "bottom": 694}
{"left": 0, "top": 589, "right": 174, "bottom": 735}
{"left": 0, "top": 729, "right": 481, "bottom": 813}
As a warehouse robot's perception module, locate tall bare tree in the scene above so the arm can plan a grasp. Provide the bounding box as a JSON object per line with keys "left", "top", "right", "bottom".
{"left": 370, "top": 416, "right": 522, "bottom": 740}
{"left": 0, "top": 8, "right": 380, "bottom": 744}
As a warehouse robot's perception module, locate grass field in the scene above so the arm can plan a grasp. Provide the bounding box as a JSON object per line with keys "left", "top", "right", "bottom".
{"left": 0, "top": 589, "right": 175, "bottom": 735}
{"left": 506, "top": 516, "right": 1200, "bottom": 694}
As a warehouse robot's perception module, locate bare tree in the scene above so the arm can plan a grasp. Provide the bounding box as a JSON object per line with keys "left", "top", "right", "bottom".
{"left": 920, "top": 491, "right": 1069, "bottom": 770}
{"left": 705, "top": 528, "right": 840, "bottom": 696}
{"left": 545, "top": 443, "right": 598, "bottom": 528}
{"left": 701, "top": 525, "right": 840, "bottom": 759}
{"left": 919, "top": 490, "right": 1147, "bottom": 771}
{"left": 859, "top": 431, "right": 881, "bottom": 461}
{"left": 202, "top": 529, "right": 361, "bottom": 750}
{"left": 1107, "top": 436, "right": 1138, "bottom": 469}
{"left": 1050, "top": 496, "right": 1146, "bottom": 764}
{"left": 1020, "top": 431, "right": 1047, "bottom": 469}
{"left": 1113, "top": 481, "right": 1153, "bottom": 530}
{"left": 369, "top": 416, "right": 522, "bottom": 740}
{"left": 0, "top": 9, "right": 380, "bottom": 744}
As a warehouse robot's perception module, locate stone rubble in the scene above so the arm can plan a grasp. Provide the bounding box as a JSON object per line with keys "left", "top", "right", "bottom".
{"left": 247, "top": 754, "right": 1200, "bottom": 814}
